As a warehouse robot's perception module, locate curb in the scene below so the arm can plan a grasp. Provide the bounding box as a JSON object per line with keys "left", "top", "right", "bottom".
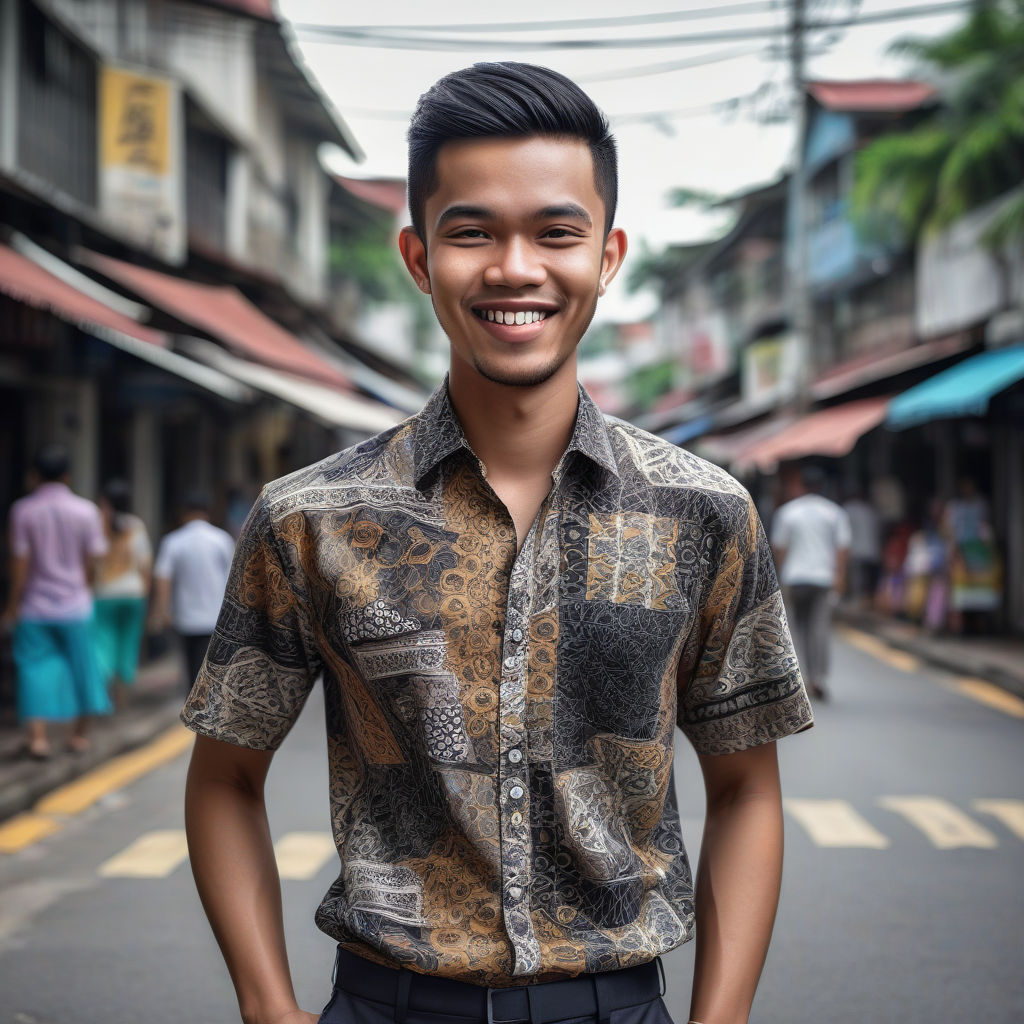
{"left": 0, "top": 695, "right": 186, "bottom": 824}
{"left": 834, "top": 607, "right": 1024, "bottom": 701}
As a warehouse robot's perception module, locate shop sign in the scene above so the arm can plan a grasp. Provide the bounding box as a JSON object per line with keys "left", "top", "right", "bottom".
{"left": 99, "top": 64, "right": 185, "bottom": 264}
{"left": 742, "top": 334, "right": 798, "bottom": 405}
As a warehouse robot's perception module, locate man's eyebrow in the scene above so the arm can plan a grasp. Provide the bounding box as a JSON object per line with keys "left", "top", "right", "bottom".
{"left": 534, "top": 204, "right": 593, "bottom": 228}
{"left": 435, "top": 205, "right": 495, "bottom": 230}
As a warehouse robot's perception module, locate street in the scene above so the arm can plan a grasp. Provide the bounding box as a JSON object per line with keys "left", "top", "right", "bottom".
{"left": 1, "top": 627, "right": 1022, "bottom": 1024}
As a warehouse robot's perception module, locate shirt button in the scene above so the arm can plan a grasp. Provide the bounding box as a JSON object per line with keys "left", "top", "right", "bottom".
{"left": 508, "top": 885, "right": 523, "bottom": 901}
{"left": 509, "top": 785, "right": 525, "bottom": 800}
{"left": 510, "top": 811, "right": 523, "bottom": 826}
{"left": 508, "top": 748, "right": 523, "bottom": 764}
{"left": 503, "top": 655, "right": 518, "bottom": 671}
{"left": 511, "top": 627, "right": 524, "bottom": 643}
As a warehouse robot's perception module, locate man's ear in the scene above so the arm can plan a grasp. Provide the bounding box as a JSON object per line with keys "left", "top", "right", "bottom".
{"left": 399, "top": 226, "right": 431, "bottom": 295}
{"left": 598, "top": 227, "right": 628, "bottom": 297}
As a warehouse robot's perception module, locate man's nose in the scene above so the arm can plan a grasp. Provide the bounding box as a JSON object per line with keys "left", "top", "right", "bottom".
{"left": 483, "top": 237, "right": 546, "bottom": 288}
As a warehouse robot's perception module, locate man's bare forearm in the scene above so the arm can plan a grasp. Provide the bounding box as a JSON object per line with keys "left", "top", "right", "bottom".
{"left": 184, "top": 740, "right": 303, "bottom": 1024}
{"left": 690, "top": 753, "right": 784, "bottom": 1024}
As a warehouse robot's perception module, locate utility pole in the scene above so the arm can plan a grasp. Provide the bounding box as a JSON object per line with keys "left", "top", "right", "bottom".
{"left": 786, "top": 0, "right": 814, "bottom": 412}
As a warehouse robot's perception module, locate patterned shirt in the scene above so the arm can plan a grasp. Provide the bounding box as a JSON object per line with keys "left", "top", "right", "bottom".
{"left": 182, "top": 379, "right": 813, "bottom": 987}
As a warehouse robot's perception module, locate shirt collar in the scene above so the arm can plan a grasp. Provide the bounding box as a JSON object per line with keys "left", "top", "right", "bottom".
{"left": 411, "top": 375, "right": 619, "bottom": 487}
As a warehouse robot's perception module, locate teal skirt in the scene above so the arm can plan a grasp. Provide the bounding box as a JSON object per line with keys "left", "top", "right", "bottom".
{"left": 93, "top": 596, "right": 148, "bottom": 684}
{"left": 13, "top": 618, "right": 112, "bottom": 722}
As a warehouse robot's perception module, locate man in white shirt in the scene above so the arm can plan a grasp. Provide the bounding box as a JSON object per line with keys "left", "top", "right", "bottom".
{"left": 771, "top": 465, "right": 851, "bottom": 700}
{"left": 151, "top": 491, "right": 236, "bottom": 691}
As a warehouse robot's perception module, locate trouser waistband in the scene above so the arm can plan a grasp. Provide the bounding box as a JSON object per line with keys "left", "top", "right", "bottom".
{"left": 331, "top": 948, "right": 665, "bottom": 1024}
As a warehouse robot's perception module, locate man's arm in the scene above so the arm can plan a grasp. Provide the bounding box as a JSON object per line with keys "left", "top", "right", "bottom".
{"left": 689, "top": 742, "right": 784, "bottom": 1024}
{"left": 184, "top": 735, "right": 316, "bottom": 1024}
{"left": 1, "top": 552, "right": 28, "bottom": 628}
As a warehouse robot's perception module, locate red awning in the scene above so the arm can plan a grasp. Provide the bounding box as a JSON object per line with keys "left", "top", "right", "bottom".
{"left": 84, "top": 252, "right": 350, "bottom": 388}
{"left": 738, "top": 398, "right": 889, "bottom": 470}
{"left": 807, "top": 79, "right": 937, "bottom": 113}
{"left": 0, "top": 244, "right": 165, "bottom": 347}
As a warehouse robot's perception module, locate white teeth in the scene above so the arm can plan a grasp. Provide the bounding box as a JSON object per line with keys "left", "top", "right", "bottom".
{"left": 478, "top": 310, "right": 551, "bottom": 324}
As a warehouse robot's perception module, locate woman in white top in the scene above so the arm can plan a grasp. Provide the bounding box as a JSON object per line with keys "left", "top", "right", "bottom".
{"left": 93, "top": 480, "right": 152, "bottom": 704}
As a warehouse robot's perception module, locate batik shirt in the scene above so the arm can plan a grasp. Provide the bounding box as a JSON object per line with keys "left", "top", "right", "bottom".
{"left": 182, "top": 378, "right": 813, "bottom": 987}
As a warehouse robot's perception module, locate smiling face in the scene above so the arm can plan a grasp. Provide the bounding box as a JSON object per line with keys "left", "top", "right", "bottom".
{"left": 400, "top": 136, "right": 627, "bottom": 389}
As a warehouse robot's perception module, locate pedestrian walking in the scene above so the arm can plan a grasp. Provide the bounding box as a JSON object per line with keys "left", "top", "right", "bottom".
{"left": 94, "top": 479, "right": 152, "bottom": 707}
{"left": 841, "top": 488, "right": 881, "bottom": 608}
{"left": 1, "top": 445, "right": 110, "bottom": 758}
{"left": 772, "top": 465, "right": 851, "bottom": 701}
{"left": 182, "top": 63, "right": 813, "bottom": 1024}
{"left": 150, "top": 491, "right": 234, "bottom": 692}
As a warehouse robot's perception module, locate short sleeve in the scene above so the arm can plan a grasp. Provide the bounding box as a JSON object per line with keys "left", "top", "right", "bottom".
{"left": 153, "top": 536, "right": 175, "bottom": 579}
{"left": 678, "top": 491, "right": 813, "bottom": 755}
{"left": 180, "top": 493, "right": 321, "bottom": 750}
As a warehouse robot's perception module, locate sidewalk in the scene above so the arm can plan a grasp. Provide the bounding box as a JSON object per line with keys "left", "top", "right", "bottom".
{"left": 0, "top": 653, "right": 187, "bottom": 823}
{"left": 835, "top": 604, "right": 1024, "bottom": 700}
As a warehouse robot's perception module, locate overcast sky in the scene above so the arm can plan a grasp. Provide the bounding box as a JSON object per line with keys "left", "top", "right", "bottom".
{"left": 279, "top": 0, "right": 965, "bottom": 320}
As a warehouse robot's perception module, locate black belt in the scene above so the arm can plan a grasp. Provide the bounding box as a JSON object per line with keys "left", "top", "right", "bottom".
{"left": 331, "top": 948, "right": 665, "bottom": 1024}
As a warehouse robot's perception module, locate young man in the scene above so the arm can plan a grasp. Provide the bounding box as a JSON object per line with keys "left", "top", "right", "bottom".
{"left": 182, "top": 63, "right": 813, "bottom": 1024}
{"left": 2, "top": 445, "right": 110, "bottom": 757}
{"left": 151, "top": 490, "right": 236, "bottom": 692}
{"left": 772, "top": 465, "right": 851, "bottom": 701}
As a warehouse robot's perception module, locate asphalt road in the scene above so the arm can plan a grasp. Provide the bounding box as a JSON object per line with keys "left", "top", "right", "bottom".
{"left": 1, "top": 627, "right": 1022, "bottom": 1024}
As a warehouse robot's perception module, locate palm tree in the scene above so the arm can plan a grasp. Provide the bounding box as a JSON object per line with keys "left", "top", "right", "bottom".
{"left": 851, "top": 0, "right": 1024, "bottom": 260}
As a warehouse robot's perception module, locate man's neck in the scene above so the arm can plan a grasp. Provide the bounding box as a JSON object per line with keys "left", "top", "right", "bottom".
{"left": 447, "top": 358, "right": 580, "bottom": 483}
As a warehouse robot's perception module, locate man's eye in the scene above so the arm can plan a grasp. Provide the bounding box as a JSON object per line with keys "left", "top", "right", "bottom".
{"left": 543, "top": 228, "right": 579, "bottom": 240}
{"left": 452, "top": 228, "right": 488, "bottom": 239}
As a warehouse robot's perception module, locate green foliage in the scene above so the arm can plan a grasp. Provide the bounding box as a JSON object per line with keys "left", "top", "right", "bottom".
{"left": 851, "top": 0, "right": 1024, "bottom": 245}
{"left": 627, "top": 360, "right": 676, "bottom": 411}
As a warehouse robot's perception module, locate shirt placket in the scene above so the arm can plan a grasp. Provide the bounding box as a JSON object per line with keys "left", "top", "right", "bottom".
{"left": 497, "top": 510, "right": 544, "bottom": 977}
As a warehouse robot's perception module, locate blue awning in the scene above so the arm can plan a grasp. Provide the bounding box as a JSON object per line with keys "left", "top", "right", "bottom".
{"left": 887, "top": 345, "right": 1024, "bottom": 429}
{"left": 662, "top": 414, "right": 714, "bottom": 446}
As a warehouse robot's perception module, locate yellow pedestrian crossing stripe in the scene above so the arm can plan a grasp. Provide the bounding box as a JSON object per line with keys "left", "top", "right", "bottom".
{"left": 273, "top": 832, "right": 337, "bottom": 881}
{"left": 99, "top": 830, "right": 190, "bottom": 878}
{"left": 95, "top": 829, "right": 339, "bottom": 880}
{"left": 877, "top": 797, "right": 999, "bottom": 849}
{"left": 785, "top": 799, "right": 890, "bottom": 848}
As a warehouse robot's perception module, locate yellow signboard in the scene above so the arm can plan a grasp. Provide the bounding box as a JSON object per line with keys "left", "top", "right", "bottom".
{"left": 98, "top": 65, "right": 183, "bottom": 263}
{"left": 101, "top": 66, "right": 171, "bottom": 175}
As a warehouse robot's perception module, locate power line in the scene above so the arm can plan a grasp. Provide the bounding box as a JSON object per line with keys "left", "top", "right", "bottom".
{"left": 575, "top": 45, "right": 767, "bottom": 83}
{"left": 321, "top": 3, "right": 781, "bottom": 34}
{"left": 292, "top": 2, "right": 972, "bottom": 50}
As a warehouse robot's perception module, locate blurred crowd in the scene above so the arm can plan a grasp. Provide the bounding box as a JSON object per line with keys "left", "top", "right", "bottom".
{"left": 2, "top": 444, "right": 239, "bottom": 760}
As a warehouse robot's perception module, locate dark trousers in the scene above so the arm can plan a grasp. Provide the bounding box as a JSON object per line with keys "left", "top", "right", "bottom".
{"left": 785, "top": 583, "right": 832, "bottom": 692}
{"left": 318, "top": 950, "right": 675, "bottom": 1024}
{"left": 180, "top": 633, "right": 211, "bottom": 692}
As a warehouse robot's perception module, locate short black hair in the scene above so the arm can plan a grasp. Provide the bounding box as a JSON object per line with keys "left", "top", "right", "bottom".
{"left": 407, "top": 62, "right": 617, "bottom": 240}
{"left": 183, "top": 489, "right": 212, "bottom": 514}
{"left": 33, "top": 444, "right": 70, "bottom": 482}
{"left": 800, "top": 464, "right": 827, "bottom": 494}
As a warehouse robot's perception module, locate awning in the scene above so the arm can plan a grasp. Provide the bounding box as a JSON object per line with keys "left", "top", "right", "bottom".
{"left": 0, "top": 243, "right": 165, "bottom": 348}
{"left": 738, "top": 397, "right": 889, "bottom": 470}
{"left": 662, "top": 415, "right": 714, "bottom": 446}
{"left": 887, "top": 345, "right": 1024, "bottom": 430}
{"left": 181, "top": 338, "right": 402, "bottom": 434}
{"left": 82, "top": 251, "right": 352, "bottom": 389}
{"left": 695, "top": 415, "right": 798, "bottom": 469}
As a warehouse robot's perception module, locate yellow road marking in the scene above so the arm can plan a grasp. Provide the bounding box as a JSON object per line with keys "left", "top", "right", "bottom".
{"left": 274, "top": 832, "right": 337, "bottom": 881}
{"left": 973, "top": 800, "right": 1024, "bottom": 842}
{"left": 0, "top": 813, "right": 62, "bottom": 854}
{"left": 36, "top": 725, "right": 193, "bottom": 817}
{"left": 879, "top": 797, "right": 998, "bottom": 849}
{"left": 785, "top": 799, "right": 890, "bottom": 848}
{"left": 99, "top": 829, "right": 190, "bottom": 878}
{"left": 950, "top": 678, "right": 1024, "bottom": 718}
{"left": 838, "top": 628, "right": 921, "bottom": 673}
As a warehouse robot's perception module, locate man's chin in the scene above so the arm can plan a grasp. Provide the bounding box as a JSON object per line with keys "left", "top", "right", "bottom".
{"left": 471, "top": 353, "right": 571, "bottom": 389}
